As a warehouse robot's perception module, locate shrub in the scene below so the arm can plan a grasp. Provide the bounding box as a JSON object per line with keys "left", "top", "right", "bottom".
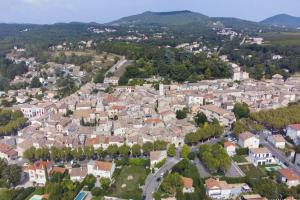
{"left": 236, "top": 148, "right": 249, "bottom": 156}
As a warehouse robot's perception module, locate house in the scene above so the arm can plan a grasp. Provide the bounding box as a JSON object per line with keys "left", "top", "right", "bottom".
{"left": 287, "top": 124, "right": 300, "bottom": 145}
{"left": 248, "top": 147, "right": 276, "bottom": 166}
{"left": 277, "top": 168, "right": 300, "bottom": 188}
{"left": 268, "top": 134, "right": 285, "bottom": 149}
{"left": 238, "top": 132, "right": 259, "bottom": 149}
{"left": 224, "top": 141, "right": 236, "bottom": 157}
{"left": 28, "top": 160, "right": 53, "bottom": 185}
{"left": 205, "top": 178, "right": 250, "bottom": 199}
{"left": 0, "top": 143, "right": 18, "bottom": 161}
{"left": 69, "top": 167, "right": 88, "bottom": 182}
{"left": 182, "top": 177, "right": 194, "bottom": 193}
{"left": 87, "top": 160, "right": 115, "bottom": 179}
{"left": 150, "top": 150, "right": 167, "bottom": 168}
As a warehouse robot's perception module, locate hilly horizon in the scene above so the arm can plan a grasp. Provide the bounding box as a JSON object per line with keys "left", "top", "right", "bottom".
{"left": 261, "top": 13, "right": 300, "bottom": 28}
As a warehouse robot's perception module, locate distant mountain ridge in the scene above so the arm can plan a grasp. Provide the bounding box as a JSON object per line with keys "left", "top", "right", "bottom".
{"left": 109, "top": 10, "right": 210, "bottom": 26}
{"left": 261, "top": 14, "right": 300, "bottom": 28}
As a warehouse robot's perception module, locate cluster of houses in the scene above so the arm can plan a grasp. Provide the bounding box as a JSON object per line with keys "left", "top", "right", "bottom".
{"left": 25, "top": 159, "right": 115, "bottom": 185}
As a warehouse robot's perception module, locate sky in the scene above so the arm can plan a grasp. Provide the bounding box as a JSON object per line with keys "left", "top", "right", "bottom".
{"left": 0, "top": 0, "right": 300, "bottom": 24}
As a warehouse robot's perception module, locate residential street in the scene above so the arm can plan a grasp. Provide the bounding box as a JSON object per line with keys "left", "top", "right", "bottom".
{"left": 142, "top": 157, "right": 181, "bottom": 200}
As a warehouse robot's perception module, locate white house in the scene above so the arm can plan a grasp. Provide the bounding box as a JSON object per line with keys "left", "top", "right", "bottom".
{"left": 248, "top": 147, "right": 276, "bottom": 166}
{"left": 268, "top": 134, "right": 285, "bottom": 149}
{"left": 287, "top": 124, "right": 300, "bottom": 145}
{"left": 238, "top": 132, "right": 259, "bottom": 149}
{"left": 224, "top": 141, "right": 236, "bottom": 157}
{"left": 277, "top": 168, "right": 300, "bottom": 188}
{"left": 182, "top": 177, "right": 194, "bottom": 193}
{"left": 87, "top": 160, "right": 115, "bottom": 179}
{"left": 150, "top": 150, "right": 167, "bottom": 168}
{"left": 28, "top": 160, "right": 53, "bottom": 185}
{"left": 205, "top": 178, "right": 250, "bottom": 199}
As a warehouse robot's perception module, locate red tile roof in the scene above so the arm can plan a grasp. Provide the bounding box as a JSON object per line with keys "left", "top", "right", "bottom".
{"left": 279, "top": 168, "right": 300, "bottom": 181}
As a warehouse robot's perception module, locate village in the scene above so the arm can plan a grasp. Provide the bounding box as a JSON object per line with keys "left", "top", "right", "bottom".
{"left": 0, "top": 47, "right": 300, "bottom": 200}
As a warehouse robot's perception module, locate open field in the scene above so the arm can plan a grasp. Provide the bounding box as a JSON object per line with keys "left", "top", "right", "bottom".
{"left": 111, "top": 165, "right": 148, "bottom": 200}
{"left": 261, "top": 32, "right": 300, "bottom": 46}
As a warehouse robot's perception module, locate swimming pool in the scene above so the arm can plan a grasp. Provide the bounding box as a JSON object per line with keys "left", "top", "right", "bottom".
{"left": 74, "top": 191, "right": 87, "bottom": 200}
{"left": 30, "top": 195, "right": 43, "bottom": 200}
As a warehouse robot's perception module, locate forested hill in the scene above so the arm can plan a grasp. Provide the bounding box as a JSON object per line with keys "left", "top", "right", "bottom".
{"left": 109, "top": 10, "right": 211, "bottom": 26}
{"left": 261, "top": 14, "right": 300, "bottom": 28}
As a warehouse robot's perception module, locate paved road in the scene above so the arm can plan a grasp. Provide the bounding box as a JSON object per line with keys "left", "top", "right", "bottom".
{"left": 142, "top": 157, "right": 181, "bottom": 200}
{"left": 259, "top": 132, "right": 300, "bottom": 176}
{"left": 194, "top": 156, "right": 211, "bottom": 178}
{"left": 105, "top": 57, "right": 127, "bottom": 76}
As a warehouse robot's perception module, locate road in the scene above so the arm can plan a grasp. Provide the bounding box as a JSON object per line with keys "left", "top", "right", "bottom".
{"left": 142, "top": 157, "right": 181, "bottom": 200}
{"left": 259, "top": 132, "right": 300, "bottom": 176}
{"left": 194, "top": 156, "right": 211, "bottom": 178}
{"left": 105, "top": 57, "right": 127, "bottom": 76}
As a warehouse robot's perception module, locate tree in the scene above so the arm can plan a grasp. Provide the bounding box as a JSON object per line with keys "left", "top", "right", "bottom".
{"left": 233, "top": 102, "right": 250, "bottom": 119}
{"left": 180, "top": 145, "right": 190, "bottom": 159}
{"left": 96, "top": 147, "right": 106, "bottom": 159}
{"left": 3, "top": 164, "right": 22, "bottom": 187}
{"left": 168, "top": 144, "right": 176, "bottom": 157}
{"left": 160, "top": 173, "right": 183, "bottom": 195}
{"left": 100, "top": 177, "right": 111, "bottom": 190}
{"left": 83, "top": 174, "right": 96, "bottom": 191}
{"left": 199, "top": 144, "right": 231, "bottom": 173}
{"left": 142, "top": 142, "right": 154, "bottom": 155}
{"left": 119, "top": 145, "right": 130, "bottom": 158}
{"left": 106, "top": 144, "right": 119, "bottom": 158}
{"left": 23, "top": 147, "right": 36, "bottom": 162}
{"left": 154, "top": 140, "right": 168, "bottom": 150}
{"left": 176, "top": 108, "right": 188, "bottom": 119}
{"left": 93, "top": 70, "right": 105, "bottom": 83}
{"left": 84, "top": 146, "right": 94, "bottom": 159}
{"left": 30, "top": 76, "right": 42, "bottom": 88}
{"left": 194, "top": 112, "right": 207, "bottom": 127}
{"left": 131, "top": 144, "right": 141, "bottom": 157}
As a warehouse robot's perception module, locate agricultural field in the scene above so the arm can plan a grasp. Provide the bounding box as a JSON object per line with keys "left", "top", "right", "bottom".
{"left": 261, "top": 32, "right": 300, "bottom": 45}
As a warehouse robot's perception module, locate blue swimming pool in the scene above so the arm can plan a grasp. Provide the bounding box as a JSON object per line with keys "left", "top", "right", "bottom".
{"left": 74, "top": 191, "right": 87, "bottom": 200}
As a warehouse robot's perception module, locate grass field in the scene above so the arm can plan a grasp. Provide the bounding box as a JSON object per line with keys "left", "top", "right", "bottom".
{"left": 261, "top": 32, "right": 300, "bottom": 46}
{"left": 111, "top": 165, "right": 148, "bottom": 200}
{"left": 239, "top": 164, "right": 265, "bottom": 178}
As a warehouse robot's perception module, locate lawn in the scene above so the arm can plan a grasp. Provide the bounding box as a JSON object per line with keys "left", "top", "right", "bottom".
{"left": 111, "top": 165, "right": 148, "bottom": 200}
{"left": 239, "top": 164, "right": 265, "bottom": 178}
{"left": 232, "top": 155, "right": 248, "bottom": 163}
